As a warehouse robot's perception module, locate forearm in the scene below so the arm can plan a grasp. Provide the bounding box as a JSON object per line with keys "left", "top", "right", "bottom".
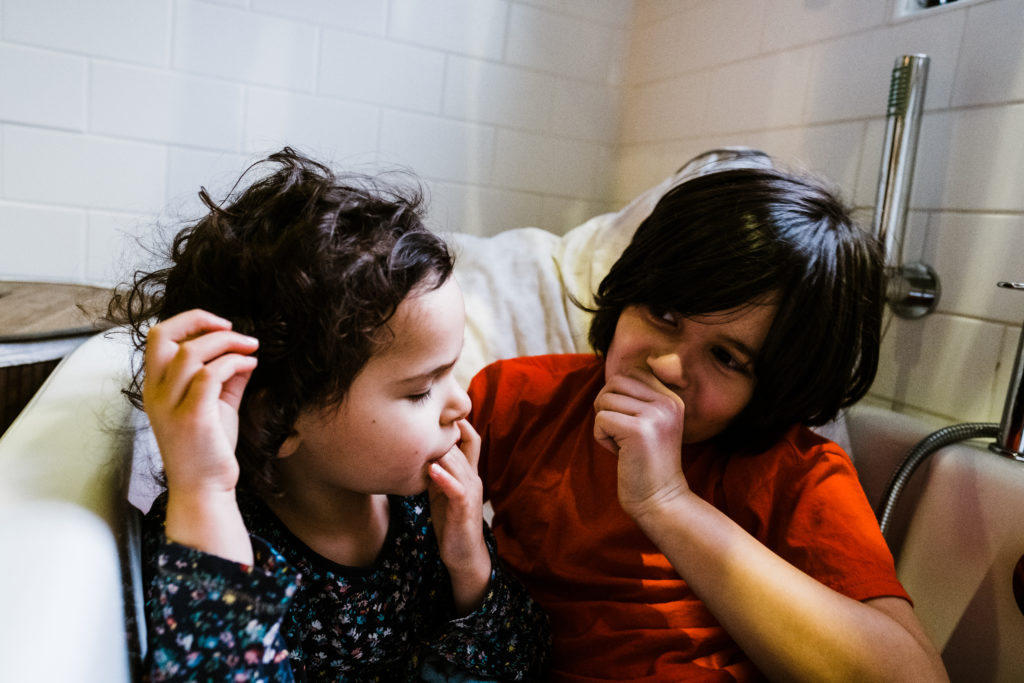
{"left": 630, "top": 492, "right": 947, "bottom": 682}
{"left": 446, "top": 541, "right": 493, "bottom": 616}
{"left": 165, "top": 488, "right": 253, "bottom": 565}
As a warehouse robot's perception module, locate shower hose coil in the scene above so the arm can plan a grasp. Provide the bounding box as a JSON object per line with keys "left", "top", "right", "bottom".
{"left": 876, "top": 421, "right": 999, "bottom": 539}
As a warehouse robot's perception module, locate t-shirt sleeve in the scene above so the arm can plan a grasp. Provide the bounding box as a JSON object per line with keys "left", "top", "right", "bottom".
{"left": 729, "top": 439, "right": 910, "bottom": 604}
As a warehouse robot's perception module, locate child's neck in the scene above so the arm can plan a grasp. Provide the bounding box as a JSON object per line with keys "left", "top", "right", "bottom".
{"left": 265, "top": 486, "right": 390, "bottom": 568}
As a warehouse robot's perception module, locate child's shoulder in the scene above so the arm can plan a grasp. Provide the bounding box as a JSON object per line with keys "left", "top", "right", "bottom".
{"left": 479, "top": 353, "right": 600, "bottom": 381}
{"left": 472, "top": 353, "right": 602, "bottom": 400}
{"left": 782, "top": 423, "right": 847, "bottom": 456}
{"left": 473, "top": 356, "right": 606, "bottom": 413}
{"left": 741, "top": 424, "right": 856, "bottom": 484}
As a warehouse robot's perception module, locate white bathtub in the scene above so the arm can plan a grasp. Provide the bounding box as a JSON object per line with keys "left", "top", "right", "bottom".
{"left": 844, "top": 402, "right": 1024, "bottom": 681}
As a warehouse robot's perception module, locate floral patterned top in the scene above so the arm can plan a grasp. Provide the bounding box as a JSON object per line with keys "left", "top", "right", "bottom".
{"left": 141, "top": 491, "right": 549, "bottom": 682}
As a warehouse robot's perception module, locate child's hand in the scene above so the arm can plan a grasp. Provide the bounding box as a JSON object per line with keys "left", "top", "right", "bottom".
{"left": 593, "top": 367, "right": 691, "bottom": 519}
{"left": 427, "top": 418, "right": 492, "bottom": 615}
{"left": 143, "top": 309, "right": 259, "bottom": 564}
{"left": 143, "top": 309, "right": 259, "bottom": 494}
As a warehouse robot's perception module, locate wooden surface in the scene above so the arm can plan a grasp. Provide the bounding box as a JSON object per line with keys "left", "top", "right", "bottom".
{"left": 0, "top": 281, "right": 115, "bottom": 434}
{"left": 0, "top": 281, "right": 112, "bottom": 342}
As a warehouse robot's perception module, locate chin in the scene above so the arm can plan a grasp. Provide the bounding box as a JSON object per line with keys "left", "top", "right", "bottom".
{"left": 396, "top": 472, "right": 433, "bottom": 497}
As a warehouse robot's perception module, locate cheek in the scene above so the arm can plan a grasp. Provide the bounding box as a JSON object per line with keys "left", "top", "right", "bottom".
{"left": 605, "top": 337, "right": 646, "bottom": 375}
{"left": 723, "top": 385, "right": 756, "bottom": 422}
{"left": 698, "top": 380, "right": 754, "bottom": 423}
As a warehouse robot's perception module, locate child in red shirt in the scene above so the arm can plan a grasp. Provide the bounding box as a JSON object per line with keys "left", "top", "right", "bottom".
{"left": 469, "top": 161, "right": 948, "bottom": 681}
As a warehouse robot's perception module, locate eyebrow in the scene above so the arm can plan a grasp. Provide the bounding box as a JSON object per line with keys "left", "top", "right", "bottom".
{"left": 691, "top": 306, "right": 770, "bottom": 364}
{"left": 725, "top": 336, "right": 761, "bottom": 362}
{"left": 395, "top": 358, "right": 459, "bottom": 386}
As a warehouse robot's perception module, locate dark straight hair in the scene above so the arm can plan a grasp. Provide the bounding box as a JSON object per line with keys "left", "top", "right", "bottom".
{"left": 588, "top": 167, "right": 885, "bottom": 453}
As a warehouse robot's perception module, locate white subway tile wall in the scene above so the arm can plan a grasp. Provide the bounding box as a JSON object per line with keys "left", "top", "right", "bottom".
{"left": 173, "top": 3, "right": 319, "bottom": 90}
{"left": 3, "top": 0, "right": 1023, "bottom": 423}
{"left": 379, "top": 110, "right": 497, "bottom": 183}
{"left": 872, "top": 313, "right": 1006, "bottom": 422}
{"left": 801, "top": 12, "right": 964, "bottom": 124}
{"left": 506, "top": 3, "right": 627, "bottom": 83}
{"left": 704, "top": 49, "right": 813, "bottom": 134}
{"left": 3, "top": 0, "right": 171, "bottom": 66}
{"left": 89, "top": 64, "right": 245, "bottom": 149}
{"left": 388, "top": 0, "right": 508, "bottom": 60}
{"left": 760, "top": 0, "right": 887, "bottom": 52}
{"left": 954, "top": 0, "right": 1024, "bottom": 106}
{"left": 84, "top": 210, "right": 156, "bottom": 285}
{"left": 0, "top": 204, "right": 85, "bottom": 280}
{"left": 318, "top": 30, "right": 447, "bottom": 112}
{"left": 0, "top": 0, "right": 627, "bottom": 294}
{"left": 924, "top": 212, "right": 1024, "bottom": 320}
{"left": 442, "top": 56, "right": 555, "bottom": 132}
{"left": 549, "top": 79, "right": 621, "bottom": 143}
{"left": 4, "top": 126, "right": 168, "bottom": 212}
{"left": 242, "top": 88, "right": 380, "bottom": 158}
{"left": 0, "top": 44, "right": 86, "bottom": 130}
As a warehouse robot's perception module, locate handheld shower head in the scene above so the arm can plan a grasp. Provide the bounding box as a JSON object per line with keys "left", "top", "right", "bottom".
{"left": 887, "top": 60, "right": 914, "bottom": 117}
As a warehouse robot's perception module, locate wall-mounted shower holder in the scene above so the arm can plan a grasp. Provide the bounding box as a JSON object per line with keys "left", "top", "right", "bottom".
{"left": 874, "top": 54, "right": 940, "bottom": 319}
{"left": 887, "top": 262, "right": 940, "bottom": 318}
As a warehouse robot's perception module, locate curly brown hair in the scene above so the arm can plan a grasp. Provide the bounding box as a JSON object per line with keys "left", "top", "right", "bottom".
{"left": 108, "top": 148, "right": 453, "bottom": 496}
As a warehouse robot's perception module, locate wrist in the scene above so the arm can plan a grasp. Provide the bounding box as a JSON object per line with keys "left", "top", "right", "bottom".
{"left": 165, "top": 488, "right": 253, "bottom": 565}
{"left": 447, "top": 542, "right": 493, "bottom": 616}
{"left": 622, "top": 482, "right": 694, "bottom": 529}
{"left": 166, "top": 485, "right": 239, "bottom": 523}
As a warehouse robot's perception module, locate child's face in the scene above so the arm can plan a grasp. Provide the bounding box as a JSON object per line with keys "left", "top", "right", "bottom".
{"left": 603, "top": 301, "right": 776, "bottom": 444}
{"left": 283, "top": 277, "right": 470, "bottom": 495}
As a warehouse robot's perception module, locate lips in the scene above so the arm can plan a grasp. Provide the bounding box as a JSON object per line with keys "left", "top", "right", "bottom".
{"left": 429, "top": 442, "right": 457, "bottom": 465}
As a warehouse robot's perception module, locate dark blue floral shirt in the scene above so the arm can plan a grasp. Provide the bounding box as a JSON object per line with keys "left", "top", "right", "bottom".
{"left": 141, "top": 492, "right": 549, "bottom": 682}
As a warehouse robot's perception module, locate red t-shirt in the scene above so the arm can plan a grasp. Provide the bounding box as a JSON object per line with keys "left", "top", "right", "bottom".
{"left": 468, "top": 354, "right": 909, "bottom": 682}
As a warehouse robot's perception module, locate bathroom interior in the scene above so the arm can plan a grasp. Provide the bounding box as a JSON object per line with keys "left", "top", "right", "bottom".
{"left": 1, "top": 0, "right": 1023, "bottom": 680}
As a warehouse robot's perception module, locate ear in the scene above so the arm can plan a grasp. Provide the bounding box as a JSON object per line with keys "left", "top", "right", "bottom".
{"left": 245, "top": 388, "right": 300, "bottom": 460}
{"left": 277, "top": 428, "right": 301, "bottom": 459}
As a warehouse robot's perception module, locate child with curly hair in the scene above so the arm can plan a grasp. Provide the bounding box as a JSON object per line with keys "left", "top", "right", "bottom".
{"left": 111, "top": 148, "right": 549, "bottom": 682}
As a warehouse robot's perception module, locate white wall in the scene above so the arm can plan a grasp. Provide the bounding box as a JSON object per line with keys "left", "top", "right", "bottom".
{"left": 0, "top": 0, "right": 630, "bottom": 285}
{"left": 620, "top": 0, "right": 1024, "bottom": 426}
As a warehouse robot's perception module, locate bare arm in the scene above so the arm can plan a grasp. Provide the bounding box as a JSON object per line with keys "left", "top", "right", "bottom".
{"left": 594, "top": 371, "right": 948, "bottom": 682}
{"left": 630, "top": 489, "right": 946, "bottom": 682}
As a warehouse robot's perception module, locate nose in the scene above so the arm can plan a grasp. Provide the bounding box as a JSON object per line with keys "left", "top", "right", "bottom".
{"left": 442, "top": 378, "right": 472, "bottom": 424}
{"left": 646, "top": 352, "right": 686, "bottom": 392}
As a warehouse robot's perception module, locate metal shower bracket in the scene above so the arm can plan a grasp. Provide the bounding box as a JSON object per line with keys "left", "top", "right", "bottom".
{"left": 874, "top": 54, "right": 940, "bottom": 319}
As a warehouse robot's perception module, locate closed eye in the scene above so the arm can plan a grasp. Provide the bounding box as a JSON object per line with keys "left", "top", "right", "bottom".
{"left": 646, "top": 306, "right": 679, "bottom": 327}
{"left": 712, "top": 346, "right": 753, "bottom": 375}
{"left": 407, "top": 388, "right": 433, "bottom": 403}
